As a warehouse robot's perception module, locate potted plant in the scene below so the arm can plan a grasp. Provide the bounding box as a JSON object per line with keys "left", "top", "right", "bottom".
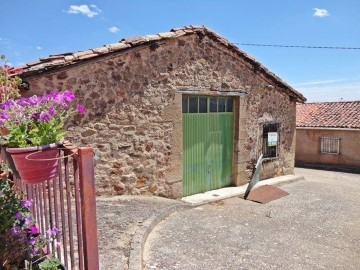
{"left": 10, "top": 196, "right": 65, "bottom": 270}
{"left": 0, "top": 90, "right": 85, "bottom": 184}
{"left": 0, "top": 177, "right": 28, "bottom": 268}
{"left": 1, "top": 178, "right": 63, "bottom": 269}
{"left": 0, "top": 54, "right": 22, "bottom": 177}
{"left": 0, "top": 54, "right": 21, "bottom": 103}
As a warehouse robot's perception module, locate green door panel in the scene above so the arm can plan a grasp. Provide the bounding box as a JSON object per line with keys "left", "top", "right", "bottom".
{"left": 182, "top": 96, "right": 234, "bottom": 197}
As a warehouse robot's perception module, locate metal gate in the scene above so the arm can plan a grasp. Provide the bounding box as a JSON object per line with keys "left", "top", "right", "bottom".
{"left": 182, "top": 95, "right": 234, "bottom": 196}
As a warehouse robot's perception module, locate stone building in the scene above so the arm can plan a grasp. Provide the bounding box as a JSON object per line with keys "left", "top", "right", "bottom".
{"left": 296, "top": 101, "right": 360, "bottom": 172}
{"left": 15, "top": 26, "right": 306, "bottom": 198}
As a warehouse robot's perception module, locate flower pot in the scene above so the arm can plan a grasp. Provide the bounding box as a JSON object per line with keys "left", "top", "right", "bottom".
{"left": 6, "top": 142, "right": 62, "bottom": 184}
{"left": 4, "top": 148, "right": 21, "bottom": 178}
{"left": 0, "top": 144, "right": 20, "bottom": 178}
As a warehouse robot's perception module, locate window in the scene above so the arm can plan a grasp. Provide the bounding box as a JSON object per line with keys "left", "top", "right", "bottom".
{"left": 262, "top": 123, "right": 280, "bottom": 158}
{"left": 320, "top": 137, "right": 340, "bottom": 154}
{"left": 182, "top": 96, "right": 233, "bottom": 113}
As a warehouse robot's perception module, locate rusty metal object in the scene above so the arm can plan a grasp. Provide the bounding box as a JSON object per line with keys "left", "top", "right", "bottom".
{"left": 246, "top": 185, "right": 289, "bottom": 204}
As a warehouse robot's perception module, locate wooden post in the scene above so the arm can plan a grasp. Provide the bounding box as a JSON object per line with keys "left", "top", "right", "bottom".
{"left": 78, "top": 147, "right": 99, "bottom": 270}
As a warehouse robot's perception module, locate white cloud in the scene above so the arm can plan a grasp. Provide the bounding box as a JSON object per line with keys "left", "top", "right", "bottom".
{"left": 313, "top": 8, "right": 330, "bottom": 17}
{"left": 108, "top": 26, "right": 120, "bottom": 33}
{"left": 67, "top": 4, "right": 101, "bottom": 18}
{"left": 36, "top": 46, "right": 42, "bottom": 50}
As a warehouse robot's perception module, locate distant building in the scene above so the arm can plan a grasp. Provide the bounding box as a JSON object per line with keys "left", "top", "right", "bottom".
{"left": 14, "top": 26, "right": 306, "bottom": 197}
{"left": 296, "top": 101, "right": 360, "bottom": 172}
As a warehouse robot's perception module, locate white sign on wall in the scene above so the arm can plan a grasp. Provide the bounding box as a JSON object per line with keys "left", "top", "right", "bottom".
{"left": 268, "top": 132, "right": 278, "bottom": 146}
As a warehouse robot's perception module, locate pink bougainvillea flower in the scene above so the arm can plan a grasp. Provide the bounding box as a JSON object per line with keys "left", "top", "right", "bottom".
{"left": 28, "top": 237, "right": 37, "bottom": 246}
{"left": 21, "top": 199, "right": 33, "bottom": 208}
{"left": 46, "top": 227, "right": 61, "bottom": 236}
{"left": 52, "top": 227, "right": 61, "bottom": 235}
{"left": 48, "top": 106, "right": 55, "bottom": 116}
{"left": 28, "top": 95, "right": 40, "bottom": 105}
{"left": 0, "top": 112, "right": 8, "bottom": 119}
{"left": 30, "top": 224, "right": 39, "bottom": 235}
{"left": 15, "top": 212, "right": 23, "bottom": 220}
{"left": 11, "top": 225, "right": 20, "bottom": 235}
{"left": 46, "top": 228, "right": 52, "bottom": 236}
{"left": 24, "top": 216, "right": 32, "bottom": 225}
{"left": 62, "top": 90, "right": 75, "bottom": 103}
{"left": 31, "top": 247, "right": 39, "bottom": 255}
{"left": 76, "top": 104, "right": 86, "bottom": 114}
{"left": 0, "top": 89, "right": 84, "bottom": 147}
{"left": 32, "top": 112, "right": 41, "bottom": 121}
{"left": 40, "top": 112, "right": 50, "bottom": 122}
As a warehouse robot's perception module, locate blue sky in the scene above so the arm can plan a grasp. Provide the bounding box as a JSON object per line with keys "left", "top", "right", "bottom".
{"left": 1, "top": 0, "right": 359, "bottom": 102}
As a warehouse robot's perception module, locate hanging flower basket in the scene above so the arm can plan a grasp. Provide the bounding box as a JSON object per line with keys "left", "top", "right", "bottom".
{"left": 6, "top": 142, "right": 62, "bottom": 184}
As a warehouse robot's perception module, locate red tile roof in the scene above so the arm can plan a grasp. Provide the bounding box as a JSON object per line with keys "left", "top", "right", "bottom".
{"left": 10, "top": 25, "right": 305, "bottom": 102}
{"left": 297, "top": 101, "right": 360, "bottom": 129}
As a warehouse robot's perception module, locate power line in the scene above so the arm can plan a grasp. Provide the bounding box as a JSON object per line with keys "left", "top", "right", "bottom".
{"left": 233, "top": 43, "right": 360, "bottom": 50}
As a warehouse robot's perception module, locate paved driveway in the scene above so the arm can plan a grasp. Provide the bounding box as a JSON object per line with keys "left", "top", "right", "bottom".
{"left": 143, "top": 168, "right": 360, "bottom": 270}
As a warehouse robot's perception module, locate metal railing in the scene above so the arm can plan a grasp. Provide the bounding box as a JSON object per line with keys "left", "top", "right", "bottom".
{"left": 2, "top": 145, "right": 99, "bottom": 270}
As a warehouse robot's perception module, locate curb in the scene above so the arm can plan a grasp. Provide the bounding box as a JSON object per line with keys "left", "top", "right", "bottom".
{"left": 182, "top": 174, "right": 305, "bottom": 206}
{"left": 128, "top": 203, "right": 193, "bottom": 270}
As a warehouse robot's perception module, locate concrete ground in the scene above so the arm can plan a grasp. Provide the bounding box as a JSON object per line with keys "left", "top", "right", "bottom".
{"left": 143, "top": 168, "right": 360, "bottom": 270}
{"left": 96, "top": 195, "right": 185, "bottom": 270}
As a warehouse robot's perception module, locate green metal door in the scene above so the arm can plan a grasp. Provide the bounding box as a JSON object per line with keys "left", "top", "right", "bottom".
{"left": 182, "top": 96, "right": 234, "bottom": 196}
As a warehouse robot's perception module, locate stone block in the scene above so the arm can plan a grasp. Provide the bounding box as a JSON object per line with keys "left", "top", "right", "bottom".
{"left": 81, "top": 129, "right": 97, "bottom": 137}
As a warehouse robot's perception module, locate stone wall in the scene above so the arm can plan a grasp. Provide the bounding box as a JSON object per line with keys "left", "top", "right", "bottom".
{"left": 22, "top": 33, "right": 297, "bottom": 198}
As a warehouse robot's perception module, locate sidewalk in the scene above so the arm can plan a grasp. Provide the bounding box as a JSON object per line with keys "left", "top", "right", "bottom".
{"left": 182, "top": 174, "right": 304, "bottom": 205}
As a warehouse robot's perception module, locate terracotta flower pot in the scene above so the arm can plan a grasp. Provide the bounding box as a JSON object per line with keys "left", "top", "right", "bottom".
{"left": 3, "top": 149, "right": 20, "bottom": 178}
{"left": 6, "top": 142, "right": 62, "bottom": 184}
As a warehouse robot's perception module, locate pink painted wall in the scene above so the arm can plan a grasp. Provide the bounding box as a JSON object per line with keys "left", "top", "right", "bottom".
{"left": 296, "top": 128, "right": 360, "bottom": 167}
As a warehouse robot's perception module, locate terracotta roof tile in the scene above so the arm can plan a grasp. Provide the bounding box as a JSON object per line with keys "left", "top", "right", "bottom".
{"left": 64, "top": 55, "right": 76, "bottom": 61}
{"left": 297, "top": 101, "right": 360, "bottom": 129}
{"left": 77, "top": 53, "right": 99, "bottom": 60}
{"left": 92, "top": 46, "right": 110, "bottom": 54}
{"left": 144, "top": 34, "right": 162, "bottom": 41}
{"left": 107, "top": 42, "right": 130, "bottom": 52}
{"left": 13, "top": 25, "right": 305, "bottom": 102}
{"left": 158, "top": 31, "right": 177, "bottom": 38}
{"left": 25, "top": 60, "right": 42, "bottom": 67}
{"left": 121, "top": 36, "right": 146, "bottom": 45}
{"left": 172, "top": 29, "right": 187, "bottom": 36}
{"left": 72, "top": 50, "right": 94, "bottom": 59}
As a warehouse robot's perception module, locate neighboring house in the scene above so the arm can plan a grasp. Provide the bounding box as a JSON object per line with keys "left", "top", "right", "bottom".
{"left": 296, "top": 101, "right": 360, "bottom": 172}
{"left": 13, "top": 25, "right": 306, "bottom": 198}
